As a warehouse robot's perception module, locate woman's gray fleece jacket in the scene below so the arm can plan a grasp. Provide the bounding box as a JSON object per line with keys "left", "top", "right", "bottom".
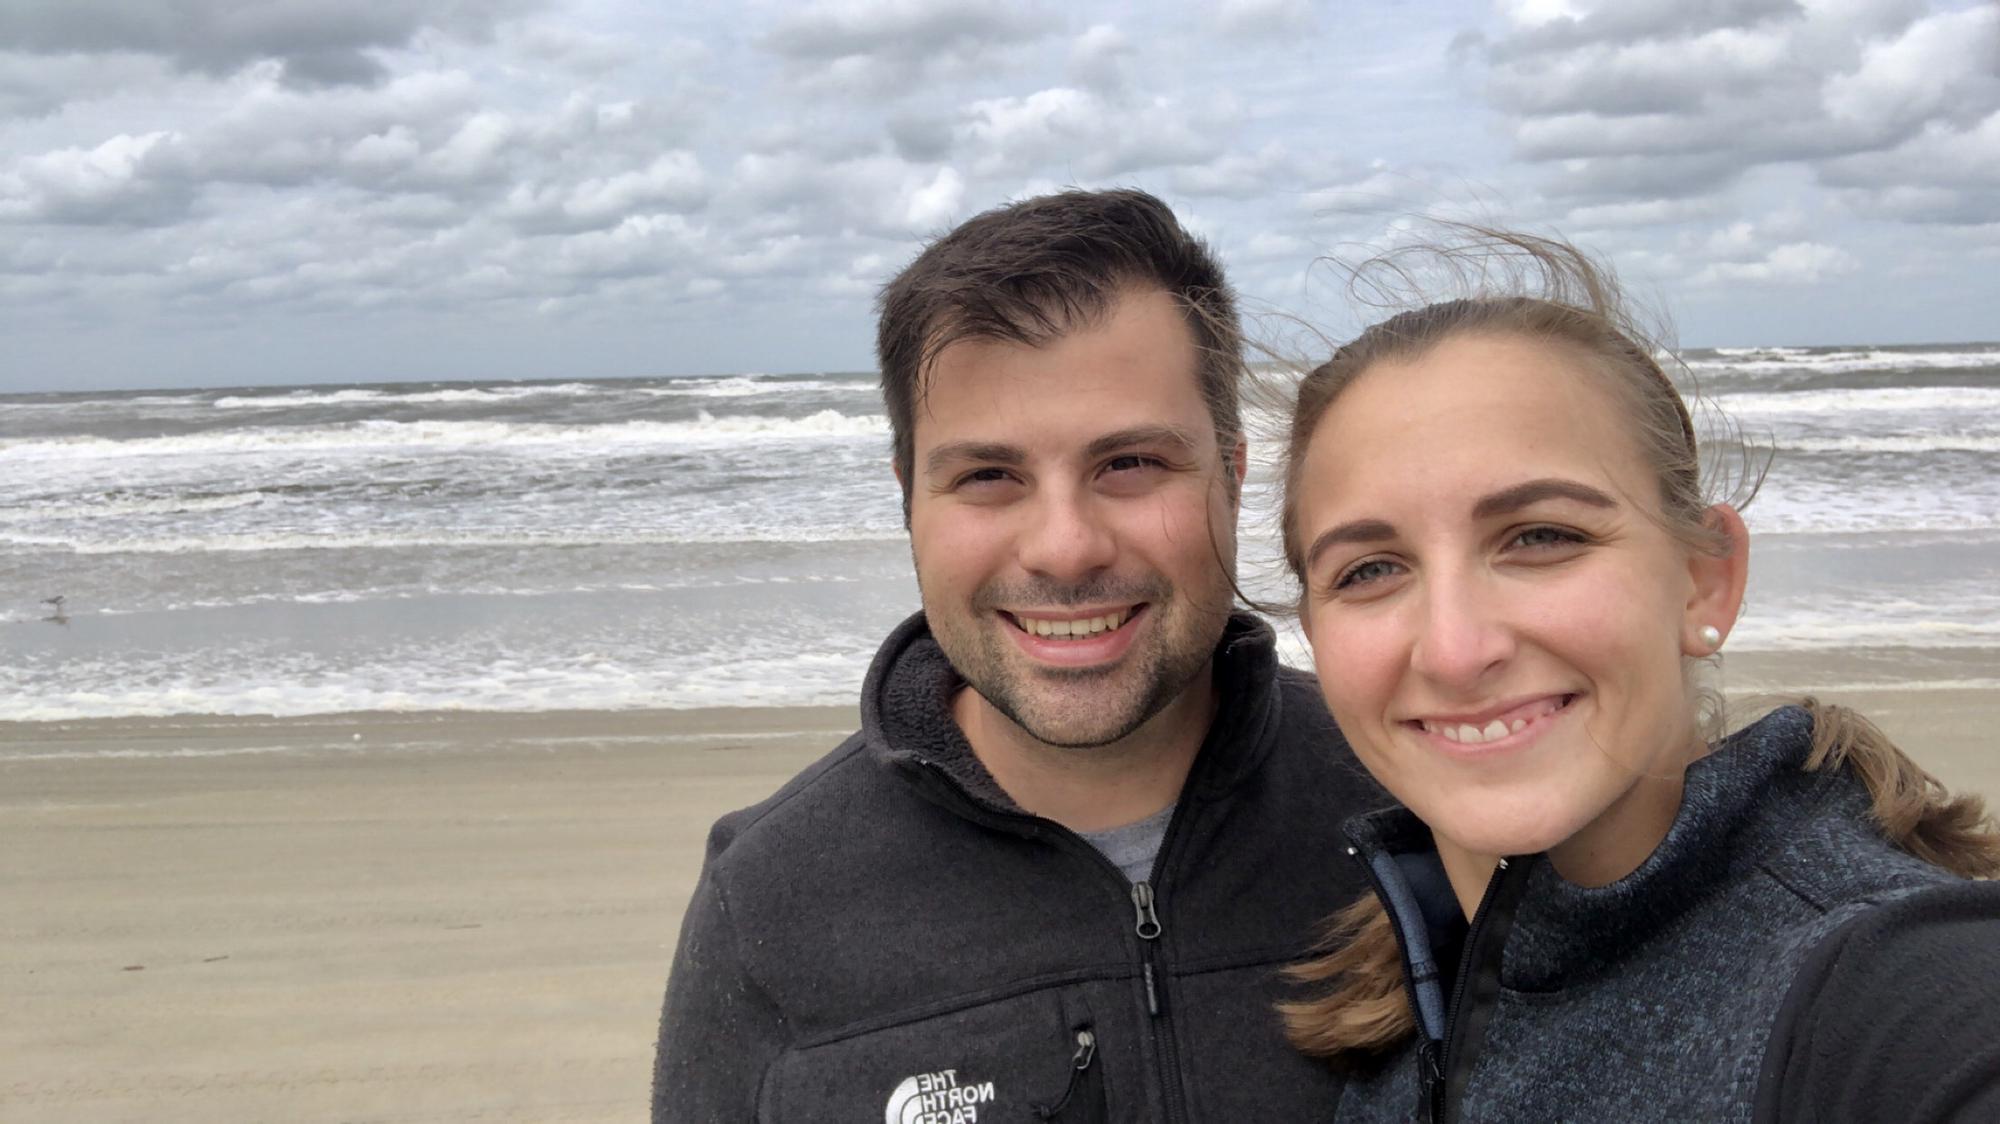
{"left": 1337, "top": 705, "right": 2000, "bottom": 1123}
{"left": 652, "top": 611, "right": 1386, "bottom": 1122}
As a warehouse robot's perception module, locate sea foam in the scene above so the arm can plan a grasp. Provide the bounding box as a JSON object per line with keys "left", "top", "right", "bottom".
{"left": 1713, "top": 384, "right": 2000, "bottom": 418}
{"left": 0, "top": 410, "right": 890, "bottom": 461}
{"left": 1688, "top": 347, "right": 2000, "bottom": 375}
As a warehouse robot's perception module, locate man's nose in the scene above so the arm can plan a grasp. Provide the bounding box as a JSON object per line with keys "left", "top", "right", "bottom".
{"left": 1408, "top": 570, "right": 1514, "bottom": 690}
{"left": 1016, "top": 485, "right": 1118, "bottom": 582}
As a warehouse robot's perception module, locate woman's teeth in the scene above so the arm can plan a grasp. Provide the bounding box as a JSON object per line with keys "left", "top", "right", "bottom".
{"left": 1421, "top": 696, "right": 1569, "bottom": 744}
{"left": 1014, "top": 609, "right": 1130, "bottom": 638}
{"left": 1435, "top": 718, "right": 1522, "bottom": 744}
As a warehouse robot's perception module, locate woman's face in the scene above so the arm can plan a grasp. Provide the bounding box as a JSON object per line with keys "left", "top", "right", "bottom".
{"left": 1293, "top": 332, "right": 1737, "bottom": 874}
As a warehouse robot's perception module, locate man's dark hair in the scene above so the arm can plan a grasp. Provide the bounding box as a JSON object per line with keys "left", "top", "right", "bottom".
{"left": 875, "top": 188, "right": 1244, "bottom": 519}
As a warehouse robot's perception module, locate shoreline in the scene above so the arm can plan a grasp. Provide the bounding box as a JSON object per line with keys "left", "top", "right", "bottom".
{"left": 0, "top": 705, "right": 861, "bottom": 758}
{"left": 5, "top": 643, "right": 1994, "bottom": 735}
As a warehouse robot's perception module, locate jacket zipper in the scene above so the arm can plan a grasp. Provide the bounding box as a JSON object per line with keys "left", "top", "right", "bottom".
{"left": 1344, "top": 836, "right": 1456, "bottom": 1096}
{"left": 1432, "top": 857, "right": 1528, "bottom": 1124}
{"left": 913, "top": 758, "right": 1196, "bottom": 1123}
{"left": 1343, "top": 833, "right": 1524, "bottom": 1124}
{"left": 1130, "top": 878, "right": 1189, "bottom": 1123}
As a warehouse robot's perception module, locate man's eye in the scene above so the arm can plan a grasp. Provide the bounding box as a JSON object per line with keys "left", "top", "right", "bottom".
{"left": 1104, "top": 454, "right": 1159, "bottom": 473}
{"left": 957, "top": 468, "right": 1013, "bottom": 487}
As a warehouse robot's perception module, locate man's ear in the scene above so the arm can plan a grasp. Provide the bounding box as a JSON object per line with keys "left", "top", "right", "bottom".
{"left": 1682, "top": 503, "right": 1750, "bottom": 656}
{"left": 1225, "top": 436, "right": 1248, "bottom": 506}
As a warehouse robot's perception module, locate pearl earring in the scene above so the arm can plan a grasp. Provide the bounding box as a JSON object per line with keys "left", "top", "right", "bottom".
{"left": 1697, "top": 625, "right": 1723, "bottom": 652}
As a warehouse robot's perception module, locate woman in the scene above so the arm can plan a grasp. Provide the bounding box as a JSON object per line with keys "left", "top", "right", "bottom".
{"left": 1276, "top": 232, "right": 2000, "bottom": 1122}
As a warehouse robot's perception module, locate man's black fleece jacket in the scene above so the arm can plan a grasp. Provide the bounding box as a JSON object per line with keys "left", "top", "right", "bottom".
{"left": 651, "top": 611, "right": 1386, "bottom": 1122}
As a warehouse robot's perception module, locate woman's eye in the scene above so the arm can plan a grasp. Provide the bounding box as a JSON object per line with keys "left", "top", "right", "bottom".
{"left": 1333, "top": 558, "right": 1400, "bottom": 590}
{"left": 1510, "top": 525, "right": 1586, "bottom": 550}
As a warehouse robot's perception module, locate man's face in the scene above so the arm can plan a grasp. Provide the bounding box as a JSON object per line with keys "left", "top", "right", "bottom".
{"left": 904, "top": 287, "right": 1242, "bottom": 749}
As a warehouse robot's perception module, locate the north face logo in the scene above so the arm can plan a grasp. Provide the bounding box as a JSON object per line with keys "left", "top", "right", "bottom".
{"left": 884, "top": 1068, "right": 998, "bottom": 1124}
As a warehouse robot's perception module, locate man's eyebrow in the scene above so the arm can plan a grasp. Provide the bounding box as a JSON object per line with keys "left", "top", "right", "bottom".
{"left": 1471, "top": 477, "right": 1619, "bottom": 519}
{"left": 1302, "top": 519, "right": 1395, "bottom": 573}
{"left": 922, "top": 426, "right": 1202, "bottom": 476}
{"left": 924, "top": 441, "right": 1024, "bottom": 476}
{"left": 1082, "top": 424, "right": 1201, "bottom": 461}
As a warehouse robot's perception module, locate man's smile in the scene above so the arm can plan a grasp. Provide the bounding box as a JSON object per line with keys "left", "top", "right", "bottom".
{"left": 995, "top": 604, "right": 1153, "bottom": 670}
{"left": 1000, "top": 606, "right": 1140, "bottom": 639}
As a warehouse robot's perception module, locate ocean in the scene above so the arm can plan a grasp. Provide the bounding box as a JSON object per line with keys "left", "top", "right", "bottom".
{"left": 4, "top": 343, "right": 1998, "bottom": 722}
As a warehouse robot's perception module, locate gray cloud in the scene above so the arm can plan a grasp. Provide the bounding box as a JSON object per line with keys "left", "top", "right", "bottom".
{"left": 1820, "top": 104, "right": 2000, "bottom": 224}
{"left": 885, "top": 111, "right": 956, "bottom": 161}
{"left": 0, "top": 63, "right": 726, "bottom": 235}
{"left": 956, "top": 86, "right": 1237, "bottom": 180}
{"left": 1490, "top": 0, "right": 1806, "bottom": 52}
{"left": 1210, "top": 0, "right": 1319, "bottom": 39}
{"left": 1170, "top": 143, "right": 1303, "bottom": 200}
{"left": 763, "top": 0, "right": 1050, "bottom": 61}
{"left": 1691, "top": 240, "right": 1861, "bottom": 285}
{"left": 0, "top": 50, "right": 181, "bottom": 118}
{"left": 1561, "top": 194, "right": 1730, "bottom": 230}
{"left": 1478, "top": 0, "right": 2000, "bottom": 223}
{"left": 1066, "top": 23, "right": 1133, "bottom": 93}
{"left": 506, "top": 21, "right": 652, "bottom": 75}
{"left": 760, "top": 0, "right": 1057, "bottom": 94}
{"left": 501, "top": 151, "right": 710, "bottom": 234}
{"left": 1, "top": 0, "right": 1993, "bottom": 393}
{"left": 0, "top": 0, "right": 538, "bottom": 88}
{"left": 0, "top": 129, "right": 197, "bottom": 225}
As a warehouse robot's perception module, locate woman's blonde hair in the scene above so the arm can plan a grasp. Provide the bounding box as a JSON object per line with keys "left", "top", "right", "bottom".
{"left": 1275, "top": 228, "right": 2000, "bottom": 1063}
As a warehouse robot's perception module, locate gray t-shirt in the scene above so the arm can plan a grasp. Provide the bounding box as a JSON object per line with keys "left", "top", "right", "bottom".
{"left": 1078, "top": 803, "right": 1175, "bottom": 883}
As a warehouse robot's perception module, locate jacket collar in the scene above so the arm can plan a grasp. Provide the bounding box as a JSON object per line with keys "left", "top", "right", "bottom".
{"left": 859, "top": 609, "right": 1290, "bottom": 821}
{"left": 1348, "top": 705, "right": 1852, "bottom": 992}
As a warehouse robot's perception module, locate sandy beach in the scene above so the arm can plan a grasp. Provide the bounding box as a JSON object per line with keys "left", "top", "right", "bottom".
{"left": 3, "top": 655, "right": 1995, "bottom": 1122}
{"left": 1, "top": 707, "right": 855, "bottom": 1123}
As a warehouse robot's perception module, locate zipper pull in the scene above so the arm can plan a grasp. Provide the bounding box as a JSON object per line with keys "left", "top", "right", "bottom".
{"left": 1033, "top": 1029, "right": 1098, "bottom": 1118}
{"left": 1130, "top": 881, "right": 1162, "bottom": 939}
{"left": 1418, "top": 1038, "right": 1444, "bottom": 1123}
{"left": 1070, "top": 1028, "right": 1097, "bottom": 1071}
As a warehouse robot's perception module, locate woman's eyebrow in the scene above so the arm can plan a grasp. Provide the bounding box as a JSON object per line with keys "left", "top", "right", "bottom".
{"left": 1303, "top": 519, "right": 1395, "bottom": 572}
{"left": 1470, "top": 477, "right": 1618, "bottom": 519}
{"left": 1302, "top": 478, "right": 1617, "bottom": 573}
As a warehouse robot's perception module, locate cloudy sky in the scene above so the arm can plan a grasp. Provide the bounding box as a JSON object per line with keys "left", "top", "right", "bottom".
{"left": 1, "top": 0, "right": 1995, "bottom": 393}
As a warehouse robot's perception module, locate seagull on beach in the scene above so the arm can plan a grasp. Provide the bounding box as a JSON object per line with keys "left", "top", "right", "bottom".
{"left": 42, "top": 595, "right": 64, "bottom": 609}
{"left": 42, "top": 594, "right": 69, "bottom": 625}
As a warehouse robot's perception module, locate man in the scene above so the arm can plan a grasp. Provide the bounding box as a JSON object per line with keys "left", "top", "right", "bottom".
{"left": 653, "top": 189, "right": 1382, "bottom": 1121}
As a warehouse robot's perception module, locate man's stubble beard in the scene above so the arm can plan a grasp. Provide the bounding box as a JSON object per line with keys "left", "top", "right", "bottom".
{"left": 923, "top": 573, "right": 1235, "bottom": 751}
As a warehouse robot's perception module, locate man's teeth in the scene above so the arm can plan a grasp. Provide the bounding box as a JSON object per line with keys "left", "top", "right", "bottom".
{"left": 1423, "top": 698, "right": 1566, "bottom": 744}
{"left": 1017, "top": 609, "right": 1130, "bottom": 638}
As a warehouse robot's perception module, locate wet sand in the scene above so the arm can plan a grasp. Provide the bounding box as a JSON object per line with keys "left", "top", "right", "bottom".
{"left": 0, "top": 708, "right": 854, "bottom": 1124}
{"left": 2, "top": 656, "right": 1994, "bottom": 1122}
{"left": 1722, "top": 648, "right": 1999, "bottom": 798}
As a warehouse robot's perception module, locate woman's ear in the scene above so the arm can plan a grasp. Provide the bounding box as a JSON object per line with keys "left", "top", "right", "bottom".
{"left": 1683, "top": 503, "right": 1750, "bottom": 656}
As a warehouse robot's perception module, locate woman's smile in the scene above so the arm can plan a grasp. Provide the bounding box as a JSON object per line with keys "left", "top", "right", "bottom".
{"left": 1403, "top": 691, "right": 1579, "bottom": 754}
